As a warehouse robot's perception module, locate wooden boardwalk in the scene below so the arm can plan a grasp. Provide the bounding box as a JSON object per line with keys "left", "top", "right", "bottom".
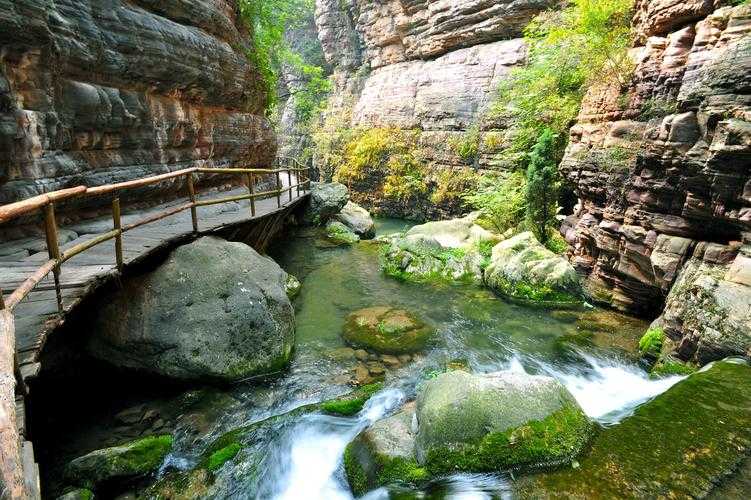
{"left": 1, "top": 182, "right": 308, "bottom": 384}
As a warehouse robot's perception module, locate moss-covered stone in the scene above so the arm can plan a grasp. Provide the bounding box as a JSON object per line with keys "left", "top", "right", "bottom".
{"left": 650, "top": 357, "right": 697, "bottom": 377}
{"left": 203, "top": 443, "right": 241, "bottom": 472}
{"left": 343, "top": 306, "right": 433, "bottom": 354}
{"left": 638, "top": 327, "right": 665, "bottom": 359}
{"left": 56, "top": 488, "right": 94, "bottom": 500}
{"left": 320, "top": 382, "right": 383, "bottom": 416}
{"left": 326, "top": 220, "right": 360, "bottom": 245}
{"left": 285, "top": 274, "right": 301, "bottom": 300}
{"left": 517, "top": 358, "right": 751, "bottom": 498}
{"left": 344, "top": 403, "right": 429, "bottom": 495}
{"left": 64, "top": 434, "right": 173, "bottom": 489}
{"left": 416, "top": 371, "right": 592, "bottom": 474}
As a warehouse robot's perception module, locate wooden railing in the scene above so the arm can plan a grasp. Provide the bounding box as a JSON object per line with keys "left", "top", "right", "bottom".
{"left": 0, "top": 158, "right": 311, "bottom": 314}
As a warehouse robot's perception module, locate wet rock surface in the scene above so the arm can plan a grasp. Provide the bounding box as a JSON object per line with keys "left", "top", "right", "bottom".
{"left": 86, "top": 236, "right": 295, "bottom": 382}
{"left": 343, "top": 306, "right": 433, "bottom": 355}
{"left": 306, "top": 182, "right": 350, "bottom": 223}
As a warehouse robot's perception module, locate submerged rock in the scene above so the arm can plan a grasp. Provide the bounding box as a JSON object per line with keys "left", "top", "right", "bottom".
{"left": 335, "top": 201, "right": 376, "bottom": 239}
{"left": 344, "top": 402, "right": 428, "bottom": 495}
{"left": 381, "top": 213, "right": 498, "bottom": 283}
{"left": 87, "top": 236, "right": 295, "bottom": 383}
{"left": 415, "top": 371, "right": 592, "bottom": 474}
{"left": 326, "top": 220, "right": 360, "bottom": 245}
{"left": 320, "top": 382, "right": 383, "bottom": 416}
{"left": 484, "top": 232, "right": 583, "bottom": 306}
{"left": 64, "top": 435, "right": 173, "bottom": 490}
{"left": 306, "top": 182, "right": 349, "bottom": 224}
{"left": 285, "top": 274, "right": 302, "bottom": 300}
{"left": 518, "top": 358, "right": 751, "bottom": 498}
{"left": 343, "top": 306, "right": 433, "bottom": 354}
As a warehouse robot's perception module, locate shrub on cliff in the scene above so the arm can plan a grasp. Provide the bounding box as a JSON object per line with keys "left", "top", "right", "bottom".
{"left": 490, "top": 0, "right": 634, "bottom": 168}
{"left": 526, "top": 129, "right": 560, "bottom": 245}
{"left": 463, "top": 171, "right": 526, "bottom": 234}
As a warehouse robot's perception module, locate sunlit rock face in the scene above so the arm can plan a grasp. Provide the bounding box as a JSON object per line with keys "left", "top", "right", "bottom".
{"left": 313, "top": 0, "right": 555, "bottom": 219}
{"left": 560, "top": 3, "right": 751, "bottom": 316}
{"left": 0, "top": 0, "right": 276, "bottom": 212}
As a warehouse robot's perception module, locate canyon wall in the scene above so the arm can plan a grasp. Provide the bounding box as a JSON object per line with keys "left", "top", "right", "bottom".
{"left": 560, "top": 1, "right": 751, "bottom": 362}
{"left": 314, "top": 0, "right": 554, "bottom": 218}
{"left": 0, "top": 0, "right": 276, "bottom": 226}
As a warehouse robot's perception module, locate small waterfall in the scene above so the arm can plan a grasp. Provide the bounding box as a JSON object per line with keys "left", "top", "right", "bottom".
{"left": 256, "top": 389, "right": 405, "bottom": 500}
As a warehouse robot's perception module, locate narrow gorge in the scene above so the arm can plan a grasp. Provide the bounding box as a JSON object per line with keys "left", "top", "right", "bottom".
{"left": 0, "top": 0, "right": 749, "bottom": 499}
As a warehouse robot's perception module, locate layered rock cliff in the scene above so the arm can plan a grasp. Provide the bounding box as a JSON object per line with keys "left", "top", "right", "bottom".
{"left": 560, "top": 2, "right": 751, "bottom": 361}
{"left": 0, "top": 0, "right": 276, "bottom": 220}
{"left": 313, "top": 0, "right": 554, "bottom": 219}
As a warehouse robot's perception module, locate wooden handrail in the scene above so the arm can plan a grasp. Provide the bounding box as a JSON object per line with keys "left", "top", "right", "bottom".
{"left": 0, "top": 162, "right": 311, "bottom": 314}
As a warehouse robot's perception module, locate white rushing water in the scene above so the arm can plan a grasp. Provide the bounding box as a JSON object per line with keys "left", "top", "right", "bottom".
{"left": 257, "top": 388, "right": 405, "bottom": 500}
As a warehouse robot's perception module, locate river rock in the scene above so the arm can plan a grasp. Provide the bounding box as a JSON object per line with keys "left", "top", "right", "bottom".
{"left": 326, "top": 220, "right": 360, "bottom": 245}
{"left": 484, "top": 232, "right": 583, "bottom": 305}
{"left": 285, "top": 274, "right": 302, "bottom": 299}
{"left": 64, "top": 435, "right": 173, "bottom": 490}
{"left": 306, "top": 182, "right": 349, "bottom": 224}
{"left": 335, "top": 201, "right": 376, "bottom": 239}
{"left": 86, "top": 236, "right": 295, "bottom": 382}
{"left": 343, "top": 306, "right": 433, "bottom": 354}
{"left": 381, "top": 213, "right": 498, "bottom": 283}
{"left": 56, "top": 489, "right": 94, "bottom": 500}
{"left": 415, "top": 370, "right": 592, "bottom": 473}
{"left": 519, "top": 358, "right": 751, "bottom": 498}
{"left": 344, "top": 402, "right": 427, "bottom": 495}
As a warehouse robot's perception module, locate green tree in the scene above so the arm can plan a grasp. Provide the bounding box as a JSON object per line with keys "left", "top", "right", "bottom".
{"left": 525, "top": 129, "right": 559, "bottom": 244}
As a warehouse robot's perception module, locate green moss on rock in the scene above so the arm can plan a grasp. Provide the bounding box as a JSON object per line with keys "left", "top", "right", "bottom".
{"left": 343, "top": 306, "right": 433, "bottom": 354}
{"left": 204, "top": 443, "right": 241, "bottom": 472}
{"left": 64, "top": 434, "right": 173, "bottom": 489}
{"left": 650, "top": 358, "right": 696, "bottom": 377}
{"left": 326, "top": 221, "right": 360, "bottom": 245}
{"left": 518, "top": 359, "right": 751, "bottom": 498}
{"left": 638, "top": 327, "right": 664, "bottom": 359}
{"left": 489, "top": 274, "right": 582, "bottom": 307}
{"left": 56, "top": 488, "right": 94, "bottom": 500}
{"left": 321, "top": 383, "right": 383, "bottom": 416}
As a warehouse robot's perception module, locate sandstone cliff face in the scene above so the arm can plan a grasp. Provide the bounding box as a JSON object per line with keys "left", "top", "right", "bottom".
{"left": 314, "top": 0, "right": 553, "bottom": 218}
{"left": 560, "top": 2, "right": 751, "bottom": 360}
{"left": 0, "top": 0, "right": 276, "bottom": 217}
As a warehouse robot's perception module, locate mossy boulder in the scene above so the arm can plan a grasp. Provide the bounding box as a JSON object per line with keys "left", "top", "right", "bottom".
{"left": 285, "top": 274, "right": 301, "bottom": 300}
{"left": 344, "top": 402, "right": 428, "bottom": 495}
{"left": 380, "top": 213, "right": 498, "bottom": 283}
{"left": 638, "top": 327, "right": 665, "bottom": 360}
{"left": 321, "top": 382, "right": 383, "bottom": 416}
{"left": 306, "top": 182, "right": 349, "bottom": 224}
{"left": 326, "top": 220, "right": 360, "bottom": 245}
{"left": 518, "top": 358, "right": 751, "bottom": 498}
{"left": 56, "top": 489, "right": 94, "bottom": 500}
{"left": 415, "top": 371, "right": 592, "bottom": 474}
{"left": 64, "top": 434, "right": 173, "bottom": 489}
{"left": 86, "top": 237, "right": 295, "bottom": 383}
{"left": 335, "top": 201, "right": 375, "bottom": 239}
{"left": 343, "top": 306, "right": 433, "bottom": 354}
{"left": 484, "top": 232, "right": 583, "bottom": 307}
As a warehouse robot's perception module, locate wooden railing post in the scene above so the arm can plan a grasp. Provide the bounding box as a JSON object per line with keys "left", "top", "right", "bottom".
{"left": 43, "top": 203, "right": 63, "bottom": 313}
{"left": 287, "top": 168, "right": 293, "bottom": 201}
{"left": 186, "top": 173, "right": 198, "bottom": 233}
{"left": 112, "top": 197, "right": 123, "bottom": 272}
{"left": 246, "top": 173, "right": 256, "bottom": 217}
{"left": 275, "top": 171, "right": 282, "bottom": 208}
{"left": 0, "top": 288, "right": 5, "bottom": 311}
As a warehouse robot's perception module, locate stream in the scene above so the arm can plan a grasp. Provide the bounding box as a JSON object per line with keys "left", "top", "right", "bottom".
{"left": 36, "top": 219, "right": 700, "bottom": 498}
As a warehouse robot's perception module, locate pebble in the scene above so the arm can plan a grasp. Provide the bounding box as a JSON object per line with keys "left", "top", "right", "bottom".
{"left": 380, "top": 354, "right": 401, "bottom": 367}
{"left": 354, "top": 364, "right": 372, "bottom": 385}
{"left": 329, "top": 347, "right": 356, "bottom": 361}
{"left": 354, "top": 349, "right": 369, "bottom": 361}
{"left": 398, "top": 354, "right": 412, "bottom": 364}
{"left": 367, "top": 361, "right": 386, "bottom": 376}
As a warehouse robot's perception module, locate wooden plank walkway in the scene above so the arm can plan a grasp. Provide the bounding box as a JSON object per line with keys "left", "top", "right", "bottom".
{"left": 0, "top": 181, "right": 309, "bottom": 383}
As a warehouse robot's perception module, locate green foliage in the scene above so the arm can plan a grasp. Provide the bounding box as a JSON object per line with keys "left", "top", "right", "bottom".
{"left": 430, "top": 167, "right": 479, "bottom": 206}
{"left": 310, "top": 102, "right": 355, "bottom": 181}
{"left": 490, "top": 0, "right": 634, "bottom": 168}
{"left": 492, "top": 275, "right": 580, "bottom": 305}
{"left": 464, "top": 171, "right": 527, "bottom": 234}
{"left": 651, "top": 359, "right": 697, "bottom": 378}
{"left": 238, "top": 0, "right": 320, "bottom": 112}
{"left": 204, "top": 443, "right": 241, "bottom": 472}
{"left": 638, "top": 97, "right": 679, "bottom": 121}
{"left": 320, "top": 383, "right": 384, "bottom": 416}
{"left": 546, "top": 232, "right": 569, "bottom": 254}
{"left": 526, "top": 129, "right": 560, "bottom": 245}
{"left": 449, "top": 124, "right": 481, "bottom": 163}
{"left": 284, "top": 51, "right": 332, "bottom": 124}
{"left": 638, "top": 327, "right": 665, "bottom": 358}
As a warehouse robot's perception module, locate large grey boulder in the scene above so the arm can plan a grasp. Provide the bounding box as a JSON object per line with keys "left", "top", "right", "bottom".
{"left": 484, "top": 232, "right": 582, "bottom": 305}
{"left": 87, "top": 237, "right": 295, "bottom": 382}
{"left": 335, "top": 201, "right": 375, "bottom": 239}
{"left": 306, "top": 182, "right": 349, "bottom": 224}
{"left": 651, "top": 253, "right": 751, "bottom": 365}
{"left": 415, "top": 370, "right": 592, "bottom": 473}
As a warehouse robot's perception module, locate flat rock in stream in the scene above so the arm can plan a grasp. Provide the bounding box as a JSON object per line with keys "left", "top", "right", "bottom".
{"left": 343, "top": 306, "right": 433, "bottom": 354}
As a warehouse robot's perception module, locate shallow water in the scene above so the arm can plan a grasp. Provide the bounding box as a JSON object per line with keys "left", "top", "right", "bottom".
{"left": 37, "top": 219, "right": 698, "bottom": 499}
